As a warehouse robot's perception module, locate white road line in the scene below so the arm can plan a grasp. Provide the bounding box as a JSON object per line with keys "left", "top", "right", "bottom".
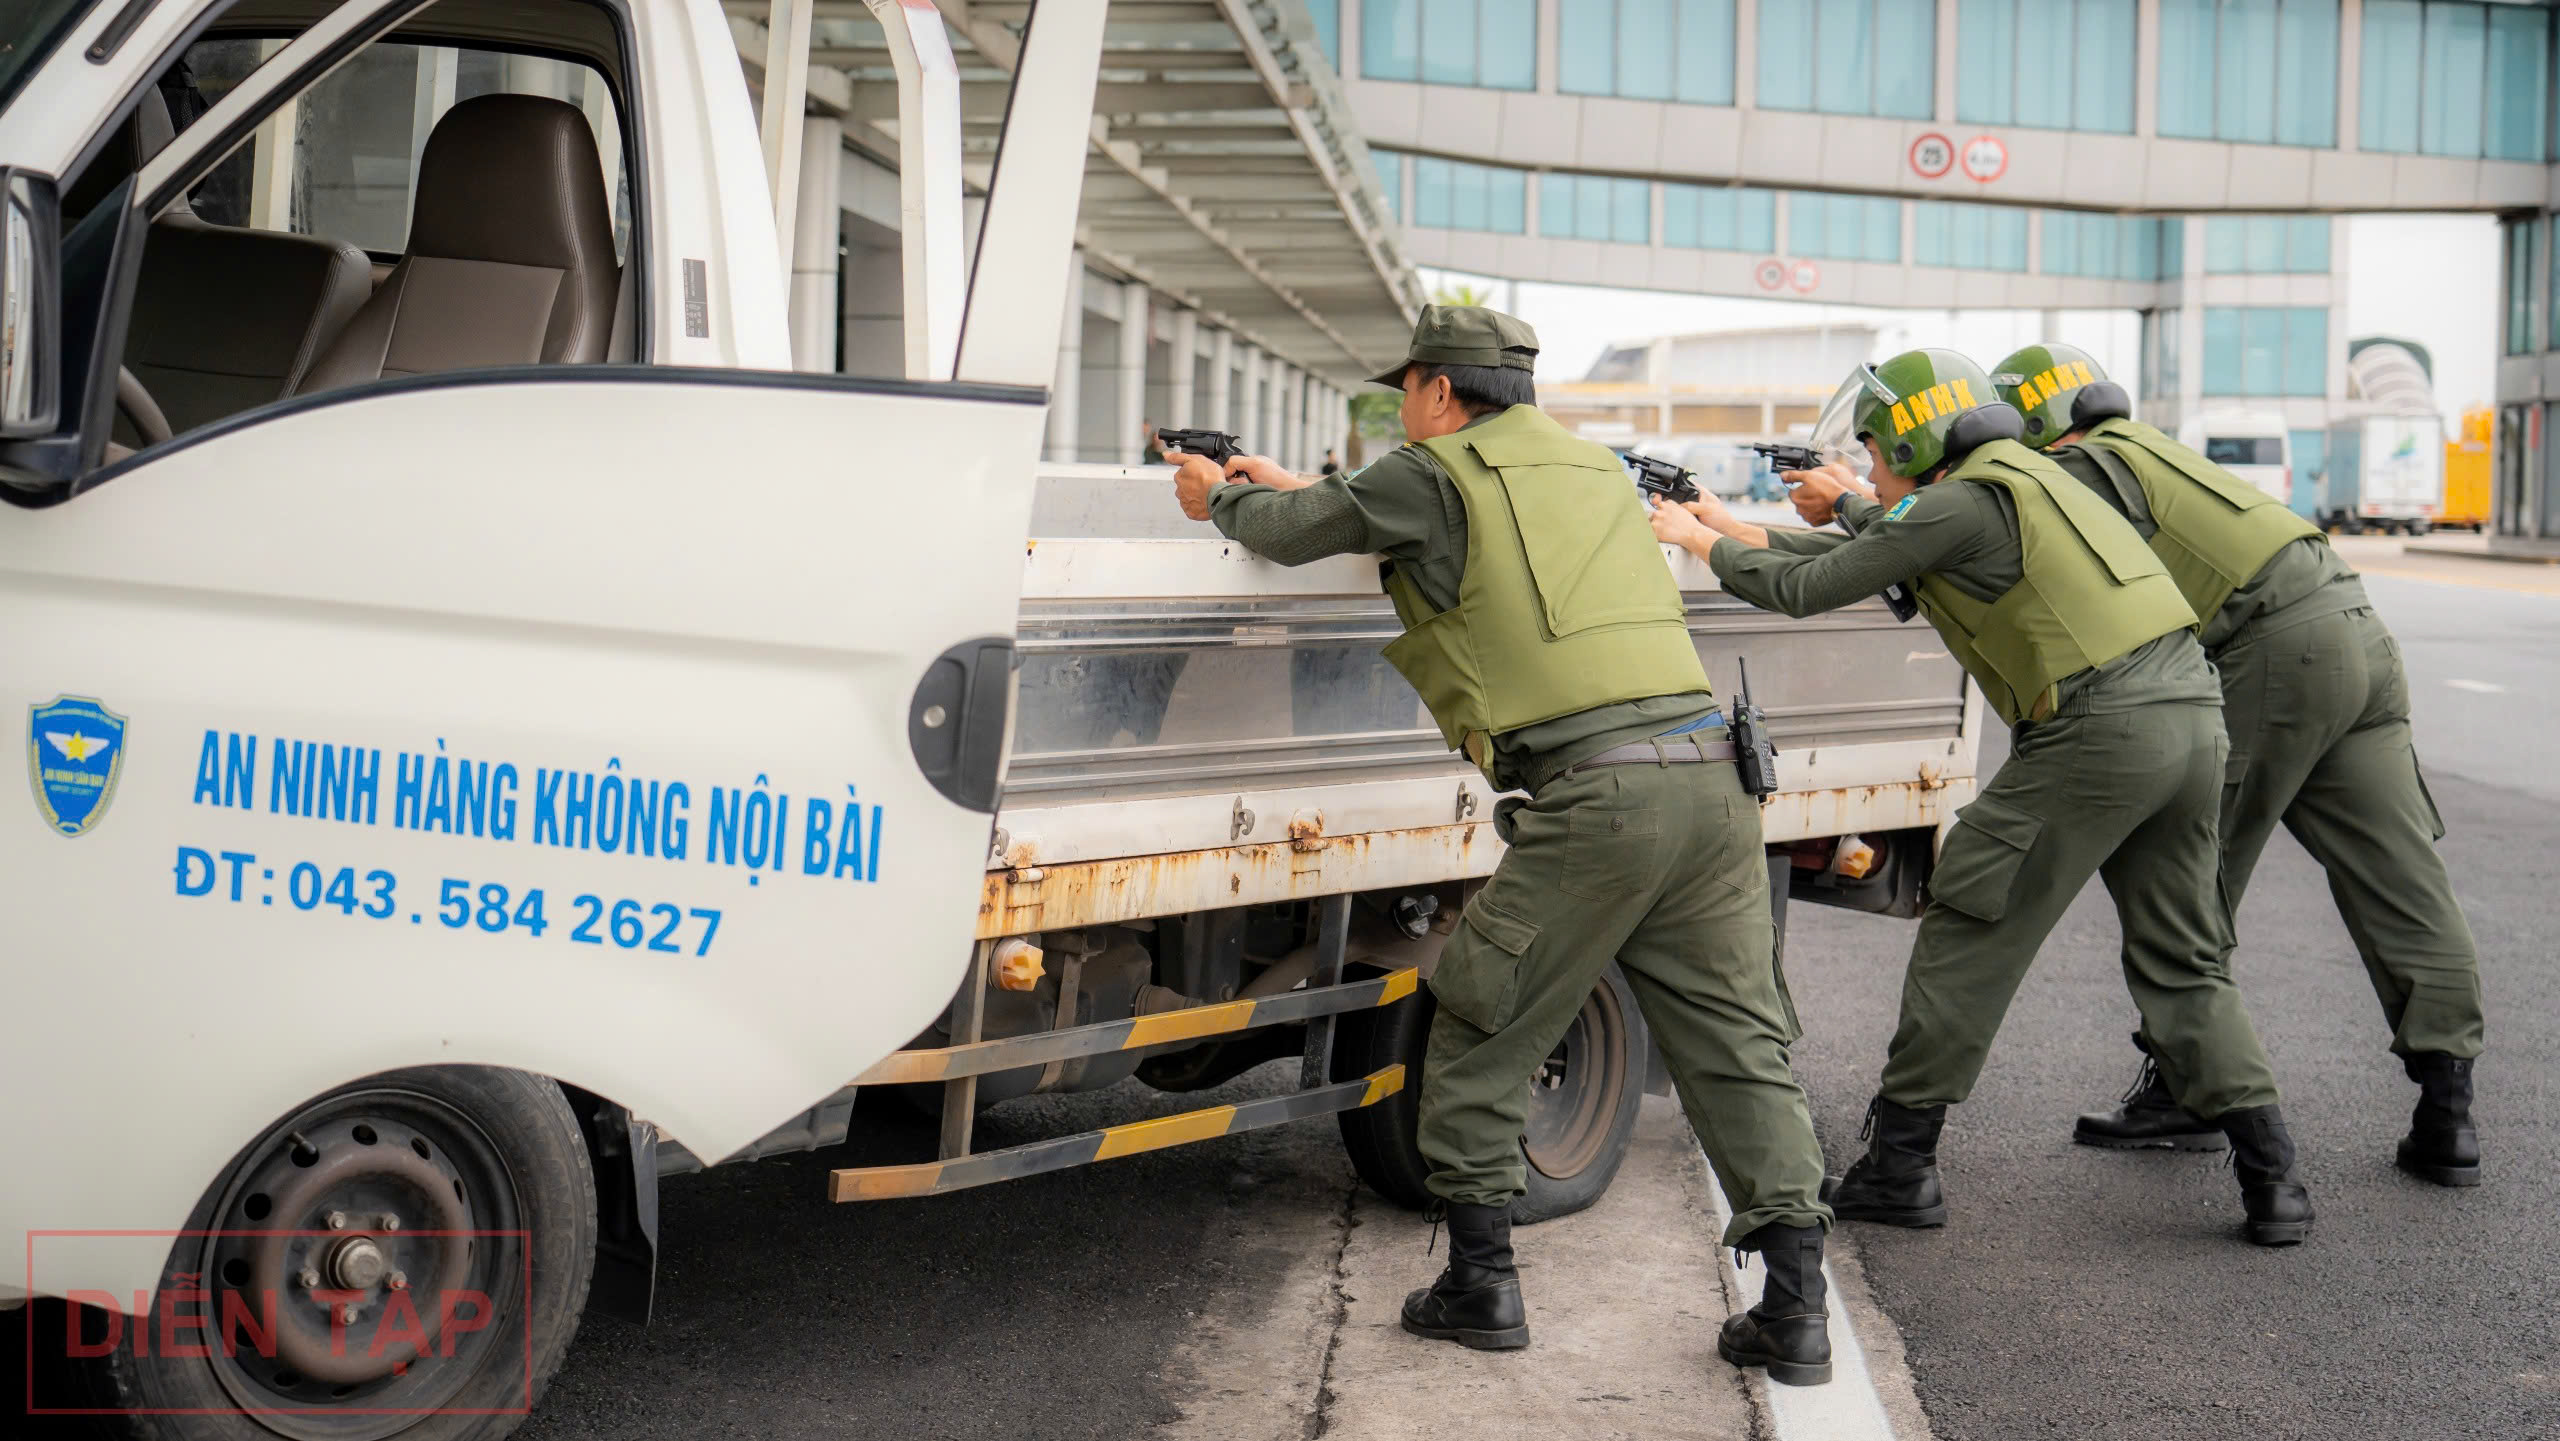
{"left": 2445, "top": 678, "right": 2508, "bottom": 694}
{"left": 1700, "top": 1152, "right": 1902, "bottom": 1441}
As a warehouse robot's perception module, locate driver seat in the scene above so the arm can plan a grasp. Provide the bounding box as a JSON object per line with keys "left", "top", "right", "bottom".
{"left": 294, "top": 94, "right": 617, "bottom": 393}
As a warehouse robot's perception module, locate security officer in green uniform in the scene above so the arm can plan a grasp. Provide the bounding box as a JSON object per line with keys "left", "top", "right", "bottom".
{"left": 1648, "top": 348, "right": 2316, "bottom": 1247}
{"left": 1170, "top": 305, "right": 1837, "bottom": 1385}
{"left": 1992, "top": 343, "right": 2485, "bottom": 1185}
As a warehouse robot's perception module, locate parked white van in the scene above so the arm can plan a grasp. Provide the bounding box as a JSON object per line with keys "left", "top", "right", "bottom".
{"left": 2178, "top": 411, "right": 2293, "bottom": 505}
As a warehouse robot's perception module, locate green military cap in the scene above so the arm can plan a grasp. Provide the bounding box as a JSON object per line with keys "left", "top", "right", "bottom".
{"left": 1367, "top": 304, "right": 1541, "bottom": 387}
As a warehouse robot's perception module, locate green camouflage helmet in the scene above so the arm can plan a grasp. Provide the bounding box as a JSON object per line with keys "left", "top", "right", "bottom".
{"left": 1840, "top": 348, "right": 2008, "bottom": 479}
{"left": 1990, "top": 342, "right": 2120, "bottom": 450}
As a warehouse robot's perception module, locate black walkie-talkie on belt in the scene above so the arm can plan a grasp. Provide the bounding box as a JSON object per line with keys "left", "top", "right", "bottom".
{"left": 1731, "top": 658, "right": 1779, "bottom": 799}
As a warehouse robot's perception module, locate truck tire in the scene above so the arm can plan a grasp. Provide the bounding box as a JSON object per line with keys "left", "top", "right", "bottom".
{"left": 1335, "top": 966, "right": 1647, "bottom": 1226}
{"left": 44, "top": 1066, "right": 595, "bottom": 1441}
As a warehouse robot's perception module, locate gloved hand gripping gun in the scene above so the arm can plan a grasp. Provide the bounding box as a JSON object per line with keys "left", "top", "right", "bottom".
{"left": 1751, "top": 442, "right": 1919, "bottom": 624}
{"left": 1156, "top": 428, "right": 1243, "bottom": 465}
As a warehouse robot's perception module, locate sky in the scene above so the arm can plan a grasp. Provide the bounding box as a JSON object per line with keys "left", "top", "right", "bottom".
{"left": 1421, "top": 214, "right": 2500, "bottom": 430}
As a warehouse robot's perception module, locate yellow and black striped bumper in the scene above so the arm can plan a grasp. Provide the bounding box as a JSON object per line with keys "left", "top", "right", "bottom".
{"left": 829, "top": 1064, "right": 1406, "bottom": 1201}
{"left": 852, "top": 966, "right": 1419, "bottom": 1086}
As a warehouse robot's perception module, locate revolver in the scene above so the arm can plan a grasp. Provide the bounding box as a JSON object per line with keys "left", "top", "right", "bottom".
{"left": 1624, "top": 452, "right": 1700, "bottom": 505}
{"left": 1156, "top": 428, "right": 1243, "bottom": 465}
{"left": 1751, "top": 442, "right": 1919, "bottom": 623}
{"left": 1749, "top": 442, "right": 1822, "bottom": 475}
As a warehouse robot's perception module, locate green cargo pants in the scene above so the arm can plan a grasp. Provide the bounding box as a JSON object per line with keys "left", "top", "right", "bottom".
{"left": 2215, "top": 605, "right": 2484, "bottom": 1058}
{"left": 1417, "top": 756, "right": 1830, "bottom": 1246}
{"left": 1879, "top": 700, "right": 2282, "bottom": 1120}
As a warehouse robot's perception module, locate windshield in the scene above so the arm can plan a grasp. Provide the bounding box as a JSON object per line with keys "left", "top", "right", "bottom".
{"left": 2204, "top": 436, "right": 2284, "bottom": 466}
{"left": 1, "top": 0, "right": 98, "bottom": 111}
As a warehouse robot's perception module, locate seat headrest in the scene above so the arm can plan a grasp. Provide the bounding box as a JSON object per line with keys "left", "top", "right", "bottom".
{"left": 407, "top": 93, "right": 613, "bottom": 272}
{"left": 67, "top": 86, "right": 179, "bottom": 218}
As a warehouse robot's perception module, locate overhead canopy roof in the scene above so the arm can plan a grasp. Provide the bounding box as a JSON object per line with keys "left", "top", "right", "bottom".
{"left": 729, "top": 0, "right": 1423, "bottom": 387}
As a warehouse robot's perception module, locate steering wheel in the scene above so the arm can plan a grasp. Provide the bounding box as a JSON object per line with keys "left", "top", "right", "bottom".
{"left": 116, "top": 366, "right": 173, "bottom": 450}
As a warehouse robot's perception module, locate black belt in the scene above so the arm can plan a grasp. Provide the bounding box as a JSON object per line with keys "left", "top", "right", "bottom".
{"left": 1568, "top": 735, "right": 1736, "bottom": 772}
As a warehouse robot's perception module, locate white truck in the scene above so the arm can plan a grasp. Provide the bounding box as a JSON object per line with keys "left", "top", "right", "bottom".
{"left": 2323, "top": 411, "right": 2449, "bottom": 535}
{"left": 2178, "top": 410, "right": 2295, "bottom": 507}
{"left": 0, "top": 2, "right": 1980, "bottom": 1436}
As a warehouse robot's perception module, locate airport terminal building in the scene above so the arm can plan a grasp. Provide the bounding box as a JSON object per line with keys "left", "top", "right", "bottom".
{"left": 722, "top": 1, "right": 2560, "bottom": 532}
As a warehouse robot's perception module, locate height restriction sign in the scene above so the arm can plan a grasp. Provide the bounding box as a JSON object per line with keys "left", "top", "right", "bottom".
{"left": 1961, "top": 134, "right": 2008, "bottom": 182}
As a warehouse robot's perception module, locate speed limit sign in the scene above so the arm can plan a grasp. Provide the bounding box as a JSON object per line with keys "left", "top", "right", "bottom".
{"left": 1755, "top": 258, "right": 1788, "bottom": 291}
{"left": 1909, "top": 133, "right": 1955, "bottom": 179}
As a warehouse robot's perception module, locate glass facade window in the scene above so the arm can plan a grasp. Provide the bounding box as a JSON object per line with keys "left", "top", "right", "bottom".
{"left": 2507, "top": 217, "right": 2539, "bottom": 355}
{"left": 2361, "top": 1, "right": 2548, "bottom": 161}
{"left": 1361, "top": 0, "right": 1536, "bottom": 89}
{"left": 2202, "top": 306, "right": 2329, "bottom": 395}
{"left": 2288, "top": 428, "right": 2326, "bottom": 517}
{"left": 1373, "top": 150, "right": 1403, "bottom": 221}
{"left": 1539, "top": 172, "right": 1652, "bottom": 244}
{"left": 1787, "top": 191, "right": 1901, "bottom": 262}
{"left": 1560, "top": 0, "right": 1737, "bottom": 104}
{"left": 1758, "top": 0, "right": 1935, "bottom": 120}
{"left": 1913, "top": 200, "right": 2029, "bottom": 269}
{"left": 1662, "top": 183, "right": 1777, "bottom": 252}
{"left": 2202, "top": 216, "right": 2331, "bottom": 274}
{"left": 2040, "top": 212, "right": 2176, "bottom": 280}
{"left": 2549, "top": 212, "right": 2560, "bottom": 355}
{"left": 1308, "top": 0, "right": 1340, "bottom": 68}
{"left": 2158, "top": 0, "right": 2338, "bottom": 148}
{"left": 2143, "top": 307, "right": 2184, "bottom": 399}
{"left": 1956, "top": 0, "right": 2135, "bottom": 133}
{"left": 1410, "top": 154, "right": 1528, "bottom": 232}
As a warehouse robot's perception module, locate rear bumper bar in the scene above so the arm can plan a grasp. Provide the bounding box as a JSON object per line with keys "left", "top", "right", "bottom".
{"left": 852, "top": 966, "right": 1418, "bottom": 1085}
{"left": 829, "top": 1064, "right": 1405, "bottom": 1201}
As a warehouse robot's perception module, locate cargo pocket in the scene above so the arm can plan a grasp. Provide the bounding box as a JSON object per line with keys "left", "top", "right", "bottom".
{"left": 1560, "top": 806, "right": 1660, "bottom": 901}
{"left": 1927, "top": 793, "right": 2045, "bottom": 922}
{"left": 1431, "top": 895, "right": 1540, "bottom": 1032}
{"left": 2412, "top": 755, "right": 2448, "bottom": 842}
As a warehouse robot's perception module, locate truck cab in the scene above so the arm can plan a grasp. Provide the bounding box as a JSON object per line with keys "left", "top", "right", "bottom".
{"left": 2, "top": 0, "right": 1101, "bottom": 1427}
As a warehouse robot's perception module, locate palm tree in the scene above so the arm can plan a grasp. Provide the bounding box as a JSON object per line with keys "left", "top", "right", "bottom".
{"left": 1430, "top": 281, "right": 1494, "bottom": 307}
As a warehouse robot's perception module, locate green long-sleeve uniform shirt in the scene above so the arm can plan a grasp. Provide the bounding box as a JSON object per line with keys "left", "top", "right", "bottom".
{"left": 1207, "top": 422, "right": 1714, "bottom": 792}
{"left": 1708, "top": 486, "right": 2221, "bottom": 720}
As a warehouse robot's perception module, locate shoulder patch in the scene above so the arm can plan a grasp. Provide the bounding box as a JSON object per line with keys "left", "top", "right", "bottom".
{"left": 1884, "top": 494, "right": 1919, "bottom": 521}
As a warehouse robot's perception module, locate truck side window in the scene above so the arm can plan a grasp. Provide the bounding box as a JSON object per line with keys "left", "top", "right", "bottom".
{"left": 50, "top": 5, "right": 639, "bottom": 463}
{"left": 181, "top": 39, "right": 630, "bottom": 265}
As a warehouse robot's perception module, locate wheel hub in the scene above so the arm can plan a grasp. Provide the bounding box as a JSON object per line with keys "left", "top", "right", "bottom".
{"left": 1522, "top": 984, "right": 1630, "bottom": 1180}
{"left": 186, "top": 1089, "right": 525, "bottom": 1440}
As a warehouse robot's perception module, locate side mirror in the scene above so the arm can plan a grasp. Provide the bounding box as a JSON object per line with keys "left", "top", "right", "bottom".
{"left": 0, "top": 168, "right": 63, "bottom": 439}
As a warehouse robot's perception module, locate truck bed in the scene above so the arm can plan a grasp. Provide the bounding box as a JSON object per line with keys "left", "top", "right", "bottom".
{"left": 982, "top": 466, "right": 1982, "bottom": 938}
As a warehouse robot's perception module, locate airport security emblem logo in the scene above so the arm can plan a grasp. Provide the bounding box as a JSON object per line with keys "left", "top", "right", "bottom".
{"left": 27, "top": 696, "right": 128, "bottom": 837}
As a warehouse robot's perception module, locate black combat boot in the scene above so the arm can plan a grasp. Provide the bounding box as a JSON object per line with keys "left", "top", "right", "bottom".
{"left": 1400, "top": 1202, "right": 1529, "bottom": 1351}
{"left": 1717, "top": 1222, "right": 1833, "bottom": 1387}
{"left": 2395, "top": 1053, "right": 2481, "bottom": 1187}
{"left": 2219, "top": 1105, "right": 2315, "bottom": 1246}
{"left": 1819, "top": 1097, "right": 1949, "bottom": 1228}
{"left": 2072, "top": 1032, "right": 2226, "bottom": 1151}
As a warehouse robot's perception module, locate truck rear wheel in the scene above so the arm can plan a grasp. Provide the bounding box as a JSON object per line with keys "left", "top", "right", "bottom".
{"left": 1335, "top": 967, "right": 1647, "bottom": 1226}
{"left": 44, "top": 1066, "right": 594, "bottom": 1441}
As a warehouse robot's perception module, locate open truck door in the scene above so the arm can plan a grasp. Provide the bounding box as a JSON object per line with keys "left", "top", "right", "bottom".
{"left": 0, "top": 0, "right": 1103, "bottom": 1384}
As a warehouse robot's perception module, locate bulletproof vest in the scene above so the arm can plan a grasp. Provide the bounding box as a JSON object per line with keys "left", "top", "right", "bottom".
{"left": 1385, "top": 406, "right": 1710, "bottom": 776}
{"left": 1913, "top": 438, "right": 2199, "bottom": 726}
{"left": 2076, "top": 417, "right": 2322, "bottom": 623}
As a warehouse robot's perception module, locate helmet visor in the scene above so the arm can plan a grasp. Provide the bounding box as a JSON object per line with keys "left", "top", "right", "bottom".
{"left": 1810, "top": 364, "right": 1901, "bottom": 456}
